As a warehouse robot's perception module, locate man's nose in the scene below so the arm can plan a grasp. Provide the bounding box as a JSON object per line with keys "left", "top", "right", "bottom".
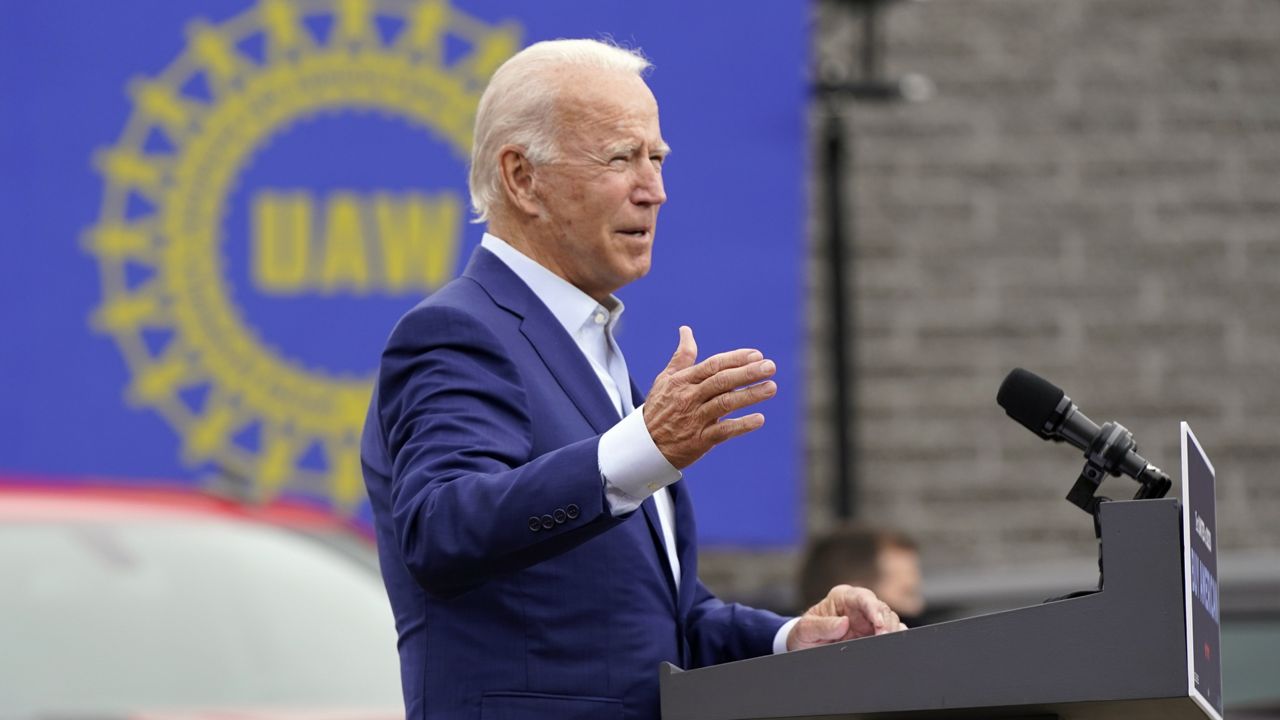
{"left": 632, "top": 162, "right": 666, "bottom": 206}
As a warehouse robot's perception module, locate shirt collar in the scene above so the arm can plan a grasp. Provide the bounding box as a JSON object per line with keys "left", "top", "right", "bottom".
{"left": 481, "top": 233, "right": 625, "bottom": 337}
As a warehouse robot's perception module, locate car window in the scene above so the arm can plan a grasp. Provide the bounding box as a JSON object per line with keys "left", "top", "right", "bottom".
{"left": 0, "top": 518, "right": 402, "bottom": 715}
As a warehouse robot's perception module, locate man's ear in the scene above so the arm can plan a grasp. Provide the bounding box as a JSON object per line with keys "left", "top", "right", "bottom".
{"left": 498, "top": 146, "right": 542, "bottom": 218}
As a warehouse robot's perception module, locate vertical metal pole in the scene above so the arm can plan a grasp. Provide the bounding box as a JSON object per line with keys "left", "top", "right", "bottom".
{"left": 860, "top": 0, "right": 884, "bottom": 82}
{"left": 823, "top": 105, "right": 856, "bottom": 520}
{"left": 819, "top": 0, "right": 908, "bottom": 521}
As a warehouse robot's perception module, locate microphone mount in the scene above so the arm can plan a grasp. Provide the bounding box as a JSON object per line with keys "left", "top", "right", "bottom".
{"left": 1065, "top": 419, "right": 1172, "bottom": 523}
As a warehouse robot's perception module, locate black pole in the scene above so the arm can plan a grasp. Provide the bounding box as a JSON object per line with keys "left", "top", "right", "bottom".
{"left": 860, "top": 0, "right": 883, "bottom": 82}
{"left": 823, "top": 104, "right": 856, "bottom": 520}
{"left": 817, "top": 0, "right": 925, "bottom": 521}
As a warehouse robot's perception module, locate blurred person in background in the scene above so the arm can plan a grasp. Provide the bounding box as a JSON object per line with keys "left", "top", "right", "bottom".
{"left": 361, "top": 38, "right": 905, "bottom": 720}
{"left": 800, "top": 526, "right": 926, "bottom": 627}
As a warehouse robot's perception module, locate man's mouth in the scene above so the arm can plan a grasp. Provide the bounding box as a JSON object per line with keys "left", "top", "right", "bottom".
{"left": 616, "top": 227, "right": 650, "bottom": 238}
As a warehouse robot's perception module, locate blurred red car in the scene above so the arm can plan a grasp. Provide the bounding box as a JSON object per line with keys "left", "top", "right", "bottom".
{"left": 0, "top": 481, "right": 403, "bottom": 719}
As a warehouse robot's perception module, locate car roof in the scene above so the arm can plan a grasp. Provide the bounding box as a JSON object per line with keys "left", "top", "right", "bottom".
{"left": 0, "top": 479, "right": 362, "bottom": 536}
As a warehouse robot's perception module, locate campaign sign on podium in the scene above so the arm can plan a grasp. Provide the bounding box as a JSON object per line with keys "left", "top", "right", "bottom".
{"left": 1181, "top": 422, "right": 1223, "bottom": 720}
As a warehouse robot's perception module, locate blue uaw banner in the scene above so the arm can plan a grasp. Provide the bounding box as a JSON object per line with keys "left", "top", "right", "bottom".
{"left": 0, "top": 1, "right": 807, "bottom": 546}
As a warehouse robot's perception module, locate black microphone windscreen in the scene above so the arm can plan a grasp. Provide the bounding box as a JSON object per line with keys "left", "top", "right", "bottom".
{"left": 997, "top": 368, "right": 1065, "bottom": 437}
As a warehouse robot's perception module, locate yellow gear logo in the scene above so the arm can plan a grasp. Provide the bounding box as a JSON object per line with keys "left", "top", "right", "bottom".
{"left": 85, "top": 0, "right": 519, "bottom": 509}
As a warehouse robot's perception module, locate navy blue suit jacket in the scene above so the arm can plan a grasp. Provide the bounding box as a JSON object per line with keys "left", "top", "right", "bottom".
{"left": 361, "top": 247, "right": 787, "bottom": 720}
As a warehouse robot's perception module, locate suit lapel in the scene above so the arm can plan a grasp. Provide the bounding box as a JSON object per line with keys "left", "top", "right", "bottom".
{"left": 519, "top": 315, "right": 621, "bottom": 434}
{"left": 464, "top": 247, "right": 620, "bottom": 435}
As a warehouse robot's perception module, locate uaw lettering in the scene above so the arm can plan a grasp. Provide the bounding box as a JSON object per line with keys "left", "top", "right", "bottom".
{"left": 85, "top": 0, "right": 520, "bottom": 510}
{"left": 253, "top": 190, "right": 460, "bottom": 294}
{"left": 1189, "top": 546, "right": 1221, "bottom": 624}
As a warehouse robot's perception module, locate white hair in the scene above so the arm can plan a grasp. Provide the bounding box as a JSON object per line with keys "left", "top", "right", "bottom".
{"left": 468, "top": 39, "right": 652, "bottom": 223}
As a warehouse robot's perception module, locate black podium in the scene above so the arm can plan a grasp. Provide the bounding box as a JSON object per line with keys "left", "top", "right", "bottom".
{"left": 660, "top": 499, "right": 1213, "bottom": 720}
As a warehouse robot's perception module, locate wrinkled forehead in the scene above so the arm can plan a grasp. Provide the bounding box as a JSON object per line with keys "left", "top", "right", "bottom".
{"left": 549, "top": 68, "right": 662, "bottom": 141}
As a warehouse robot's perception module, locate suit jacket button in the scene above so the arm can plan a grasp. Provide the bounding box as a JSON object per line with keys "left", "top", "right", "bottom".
{"left": 540, "top": 514, "right": 555, "bottom": 530}
{"left": 528, "top": 516, "right": 542, "bottom": 532}
{"left": 553, "top": 508, "right": 567, "bottom": 524}
{"left": 565, "top": 504, "right": 580, "bottom": 520}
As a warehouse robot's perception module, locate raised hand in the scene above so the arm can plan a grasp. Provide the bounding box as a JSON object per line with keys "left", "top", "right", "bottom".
{"left": 643, "top": 326, "right": 777, "bottom": 469}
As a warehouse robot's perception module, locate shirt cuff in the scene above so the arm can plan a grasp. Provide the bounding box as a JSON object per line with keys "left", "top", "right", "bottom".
{"left": 772, "top": 617, "right": 801, "bottom": 654}
{"left": 599, "top": 403, "right": 682, "bottom": 516}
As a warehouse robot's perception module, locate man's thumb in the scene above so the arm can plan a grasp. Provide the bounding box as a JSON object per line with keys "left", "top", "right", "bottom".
{"left": 789, "top": 614, "right": 849, "bottom": 651}
{"left": 666, "top": 325, "right": 697, "bottom": 371}
{"left": 804, "top": 615, "right": 849, "bottom": 641}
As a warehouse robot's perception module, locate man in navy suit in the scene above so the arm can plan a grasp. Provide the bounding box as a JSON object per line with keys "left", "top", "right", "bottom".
{"left": 362, "top": 39, "right": 904, "bottom": 720}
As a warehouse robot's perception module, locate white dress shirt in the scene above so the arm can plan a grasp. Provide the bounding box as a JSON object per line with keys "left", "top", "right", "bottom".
{"left": 481, "top": 233, "right": 797, "bottom": 652}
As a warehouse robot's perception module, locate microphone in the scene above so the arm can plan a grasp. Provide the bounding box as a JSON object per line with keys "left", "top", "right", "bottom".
{"left": 997, "top": 368, "right": 1171, "bottom": 505}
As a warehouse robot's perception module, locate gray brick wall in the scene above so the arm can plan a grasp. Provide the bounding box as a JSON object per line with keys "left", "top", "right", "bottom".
{"left": 703, "top": 0, "right": 1280, "bottom": 611}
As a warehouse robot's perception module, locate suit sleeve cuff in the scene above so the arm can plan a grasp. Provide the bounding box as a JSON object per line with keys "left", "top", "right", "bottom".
{"left": 772, "top": 617, "right": 800, "bottom": 654}
{"left": 599, "top": 403, "right": 682, "bottom": 516}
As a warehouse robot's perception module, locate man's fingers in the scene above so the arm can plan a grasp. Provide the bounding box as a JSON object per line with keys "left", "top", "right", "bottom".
{"left": 701, "top": 413, "right": 765, "bottom": 444}
{"left": 852, "top": 592, "right": 896, "bottom": 636}
{"left": 679, "top": 347, "right": 762, "bottom": 384}
{"left": 881, "top": 608, "right": 901, "bottom": 635}
{"left": 854, "top": 591, "right": 886, "bottom": 632}
{"left": 695, "top": 359, "right": 777, "bottom": 400}
{"left": 826, "top": 585, "right": 899, "bottom": 637}
{"left": 701, "top": 380, "right": 777, "bottom": 420}
{"left": 665, "top": 325, "right": 698, "bottom": 373}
